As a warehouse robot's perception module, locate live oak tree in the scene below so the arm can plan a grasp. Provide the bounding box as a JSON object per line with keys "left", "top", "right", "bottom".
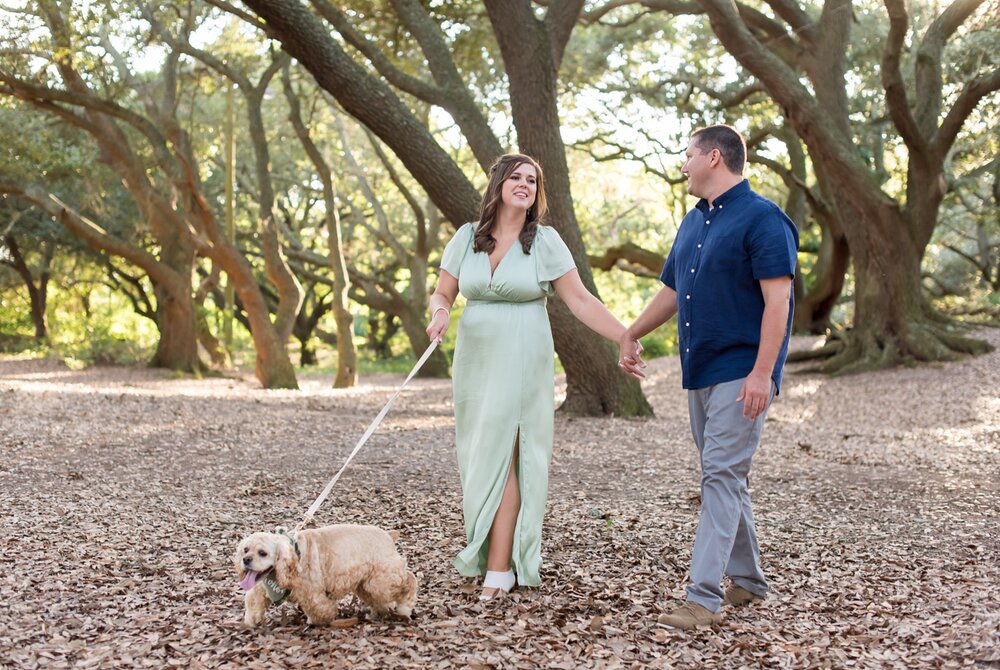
{"left": 0, "top": 1, "right": 299, "bottom": 386}
{"left": 623, "top": 0, "right": 1000, "bottom": 372}
{"left": 233, "top": 0, "right": 652, "bottom": 415}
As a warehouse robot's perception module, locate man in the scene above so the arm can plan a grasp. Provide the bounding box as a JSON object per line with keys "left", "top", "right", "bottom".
{"left": 618, "top": 125, "right": 799, "bottom": 629}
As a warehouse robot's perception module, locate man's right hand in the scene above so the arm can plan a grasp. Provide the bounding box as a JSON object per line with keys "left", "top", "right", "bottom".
{"left": 618, "top": 334, "right": 646, "bottom": 379}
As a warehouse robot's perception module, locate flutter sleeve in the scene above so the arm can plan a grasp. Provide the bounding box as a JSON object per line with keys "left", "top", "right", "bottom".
{"left": 440, "top": 222, "right": 475, "bottom": 278}
{"left": 534, "top": 225, "right": 578, "bottom": 296}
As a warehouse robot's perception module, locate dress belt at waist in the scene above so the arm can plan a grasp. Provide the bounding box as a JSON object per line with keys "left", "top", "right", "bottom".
{"left": 465, "top": 297, "right": 547, "bottom": 306}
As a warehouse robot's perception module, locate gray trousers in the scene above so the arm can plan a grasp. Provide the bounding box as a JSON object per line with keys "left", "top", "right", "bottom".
{"left": 686, "top": 377, "right": 773, "bottom": 612}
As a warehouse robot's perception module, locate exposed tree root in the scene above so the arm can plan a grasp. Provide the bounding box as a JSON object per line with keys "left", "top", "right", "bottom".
{"left": 786, "top": 339, "right": 844, "bottom": 363}
{"left": 791, "top": 319, "right": 994, "bottom": 376}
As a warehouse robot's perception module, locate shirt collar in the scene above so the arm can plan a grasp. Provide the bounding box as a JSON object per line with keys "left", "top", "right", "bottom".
{"left": 696, "top": 179, "right": 751, "bottom": 213}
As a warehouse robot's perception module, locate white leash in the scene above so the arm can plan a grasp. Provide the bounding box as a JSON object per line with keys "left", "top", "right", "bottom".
{"left": 294, "top": 340, "right": 440, "bottom": 532}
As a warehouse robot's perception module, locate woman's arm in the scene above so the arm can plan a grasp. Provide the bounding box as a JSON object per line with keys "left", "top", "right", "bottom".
{"left": 426, "top": 270, "right": 459, "bottom": 342}
{"left": 552, "top": 269, "right": 627, "bottom": 342}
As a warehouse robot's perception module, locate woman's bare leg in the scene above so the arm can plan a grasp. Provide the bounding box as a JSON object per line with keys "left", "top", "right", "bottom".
{"left": 482, "top": 438, "right": 520, "bottom": 597}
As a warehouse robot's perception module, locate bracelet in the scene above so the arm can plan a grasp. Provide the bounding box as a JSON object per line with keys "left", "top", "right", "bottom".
{"left": 433, "top": 306, "right": 450, "bottom": 319}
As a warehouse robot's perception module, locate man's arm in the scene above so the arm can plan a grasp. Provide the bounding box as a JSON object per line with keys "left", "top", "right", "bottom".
{"left": 737, "top": 276, "right": 792, "bottom": 419}
{"left": 618, "top": 286, "right": 679, "bottom": 378}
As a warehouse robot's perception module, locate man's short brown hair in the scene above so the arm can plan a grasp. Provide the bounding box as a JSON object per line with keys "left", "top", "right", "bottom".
{"left": 692, "top": 125, "right": 746, "bottom": 175}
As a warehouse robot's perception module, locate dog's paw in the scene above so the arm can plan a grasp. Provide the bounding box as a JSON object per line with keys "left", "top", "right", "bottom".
{"left": 243, "top": 612, "right": 265, "bottom": 627}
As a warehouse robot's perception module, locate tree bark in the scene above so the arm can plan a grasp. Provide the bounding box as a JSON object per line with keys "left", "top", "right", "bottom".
{"left": 282, "top": 65, "right": 358, "bottom": 387}
{"left": 485, "top": 0, "right": 652, "bottom": 415}
{"left": 2, "top": 234, "right": 50, "bottom": 340}
{"left": 240, "top": 0, "right": 482, "bottom": 228}
{"left": 1, "top": 184, "right": 203, "bottom": 371}
{"left": 696, "top": 0, "right": 995, "bottom": 371}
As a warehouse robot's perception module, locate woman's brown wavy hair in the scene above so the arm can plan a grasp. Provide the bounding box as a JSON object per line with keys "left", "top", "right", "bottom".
{"left": 473, "top": 153, "right": 548, "bottom": 255}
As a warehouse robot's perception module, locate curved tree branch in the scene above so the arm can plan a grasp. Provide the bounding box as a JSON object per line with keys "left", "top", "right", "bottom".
{"left": 239, "top": 0, "right": 482, "bottom": 228}
{"left": 915, "top": 0, "right": 986, "bottom": 130}
{"left": 881, "top": 0, "right": 931, "bottom": 164}
{"left": 310, "top": 0, "right": 445, "bottom": 105}
{"left": 387, "top": 0, "right": 505, "bottom": 170}
{"left": 933, "top": 68, "right": 1000, "bottom": 161}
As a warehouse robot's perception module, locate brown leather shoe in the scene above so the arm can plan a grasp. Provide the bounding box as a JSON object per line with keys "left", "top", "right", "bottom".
{"left": 657, "top": 602, "right": 722, "bottom": 629}
{"left": 724, "top": 584, "right": 764, "bottom": 606}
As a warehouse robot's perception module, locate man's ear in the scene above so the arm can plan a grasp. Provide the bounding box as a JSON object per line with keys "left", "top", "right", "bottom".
{"left": 708, "top": 148, "right": 721, "bottom": 169}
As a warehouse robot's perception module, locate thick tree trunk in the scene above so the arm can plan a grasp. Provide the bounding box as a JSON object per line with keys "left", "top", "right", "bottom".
{"left": 330, "top": 297, "right": 358, "bottom": 387}
{"left": 30, "top": 280, "right": 48, "bottom": 340}
{"left": 150, "top": 280, "right": 201, "bottom": 371}
{"left": 696, "top": 0, "right": 995, "bottom": 372}
{"left": 148, "top": 225, "right": 203, "bottom": 372}
{"left": 794, "top": 229, "right": 849, "bottom": 334}
{"left": 194, "top": 265, "right": 231, "bottom": 368}
{"left": 2, "top": 234, "right": 49, "bottom": 340}
{"left": 817, "top": 203, "right": 991, "bottom": 373}
{"left": 210, "top": 242, "right": 299, "bottom": 388}
{"left": 485, "top": 0, "right": 651, "bottom": 416}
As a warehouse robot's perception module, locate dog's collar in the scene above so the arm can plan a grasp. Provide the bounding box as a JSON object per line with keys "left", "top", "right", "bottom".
{"left": 263, "top": 528, "right": 300, "bottom": 606}
{"left": 263, "top": 573, "right": 290, "bottom": 605}
{"left": 277, "top": 527, "right": 301, "bottom": 559}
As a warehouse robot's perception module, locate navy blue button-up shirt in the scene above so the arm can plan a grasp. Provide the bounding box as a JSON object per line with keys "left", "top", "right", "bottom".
{"left": 660, "top": 180, "right": 799, "bottom": 391}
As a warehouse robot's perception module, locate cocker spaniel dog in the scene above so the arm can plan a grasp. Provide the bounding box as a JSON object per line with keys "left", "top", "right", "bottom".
{"left": 235, "top": 524, "right": 417, "bottom": 626}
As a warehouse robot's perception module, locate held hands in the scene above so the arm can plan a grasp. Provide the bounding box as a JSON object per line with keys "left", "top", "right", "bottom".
{"left": 736, "top": 369, "right": 771, "bottom": 421}
{"left": 618, "top": 334, "right": 646, "bottom": 379}
{"left": 426, "top": 307, "right": 450, "bottom": 343}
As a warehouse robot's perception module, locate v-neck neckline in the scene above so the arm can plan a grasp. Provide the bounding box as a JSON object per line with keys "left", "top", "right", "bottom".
{"left": 488, "top": 241, "right": 518, "bottom": 280}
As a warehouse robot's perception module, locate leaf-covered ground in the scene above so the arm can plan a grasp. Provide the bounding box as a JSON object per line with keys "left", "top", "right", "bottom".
{"left": 1, "top": 330, "right": 998, "bottom": 669}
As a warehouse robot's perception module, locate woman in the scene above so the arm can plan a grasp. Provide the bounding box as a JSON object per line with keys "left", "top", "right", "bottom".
{"left": 426, "top": 153, "right": 634, "bottom": 600}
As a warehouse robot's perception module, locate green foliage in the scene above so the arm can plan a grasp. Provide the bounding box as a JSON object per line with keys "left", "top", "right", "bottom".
{"left": 44, "top": 283, "right": 157, "bottom": 366}
{"left": 57, "top": 321, "right": 151, "bottom": 367}
{"left": 2, "top": 0, "right": 997, "bottom": 371}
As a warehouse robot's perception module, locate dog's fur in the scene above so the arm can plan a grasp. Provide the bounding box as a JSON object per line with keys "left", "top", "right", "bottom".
{"left": 234, "top": 524, "right": 417, "bottom": 626}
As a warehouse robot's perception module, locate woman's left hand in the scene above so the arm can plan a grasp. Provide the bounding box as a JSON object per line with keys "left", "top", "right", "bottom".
{"left": 618, "top": 336, "right": 646, "bottom": 379}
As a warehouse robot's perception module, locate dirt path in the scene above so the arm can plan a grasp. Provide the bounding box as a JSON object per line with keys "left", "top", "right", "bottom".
{"left": 1, "top": 330, "right": 998, "bottom": 669}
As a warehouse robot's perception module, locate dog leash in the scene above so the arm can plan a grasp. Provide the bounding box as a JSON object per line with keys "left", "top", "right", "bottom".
{"left": 294, "top": 339, "right": 440, "bottom": 532}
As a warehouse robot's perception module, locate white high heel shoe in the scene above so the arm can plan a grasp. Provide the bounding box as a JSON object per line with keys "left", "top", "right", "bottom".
{"left": 479, "top": 570, "right": 516, "bottom": 601}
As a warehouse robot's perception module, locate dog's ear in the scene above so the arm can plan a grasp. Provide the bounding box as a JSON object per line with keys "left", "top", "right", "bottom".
{"left": 272, "top": 534, "right": 299, "bottom": 589}
{"left": 233, "top": 537, "right": 248, "bottom": 573}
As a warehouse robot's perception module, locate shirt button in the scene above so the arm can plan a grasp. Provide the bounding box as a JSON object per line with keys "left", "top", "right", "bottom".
{"left": 706, "top": 220, "right": 711, "bottom": 225}
{"left": 690, "top": 268, "right": 695, "bottom": 273}
{"left": 685, "top": 322, "right": 690, "bottom": 326}
{"left": 686, "top": 295, "right": 690, "bottom": 299}
{"left": 697, "top": 244, "right": 702, "bottom": 248}
{"left": 685, "top": 348, "right": 690, "bottom": 352}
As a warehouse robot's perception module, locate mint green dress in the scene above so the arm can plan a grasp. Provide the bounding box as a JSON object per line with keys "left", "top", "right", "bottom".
{"left": 440, "top": 222, "right": 576, "bottom": 586}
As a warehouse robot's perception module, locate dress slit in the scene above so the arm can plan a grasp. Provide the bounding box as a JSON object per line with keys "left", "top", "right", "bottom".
{"left": 445, "top": 223, "right": 573, "bottom": 587}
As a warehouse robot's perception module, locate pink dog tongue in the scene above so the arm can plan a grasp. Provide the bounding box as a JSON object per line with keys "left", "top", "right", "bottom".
{"left": 239, "top": 571, "right": 259, "bottom": 591}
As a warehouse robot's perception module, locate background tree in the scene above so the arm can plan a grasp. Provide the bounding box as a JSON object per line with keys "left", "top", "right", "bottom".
{"left": 635, "top": 0, "right": 1000, "bottom": 372}
{"left": 234, "top": 0, "right": 652, "bottom": 415}
{"left": 0, "top": 1, "right": 300, "bottom": 385}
